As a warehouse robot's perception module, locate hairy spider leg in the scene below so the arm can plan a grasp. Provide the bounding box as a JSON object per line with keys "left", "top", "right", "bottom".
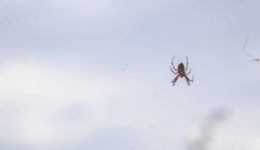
{"left": 172, "top": 74, "right": 180, "bottom": 86}
{"left": 171, "top": 57, "right": 178, "bottom": 71}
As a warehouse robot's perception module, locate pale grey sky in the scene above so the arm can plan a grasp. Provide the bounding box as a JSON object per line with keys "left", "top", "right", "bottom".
{"left": 0, "top": 0, "right": 260, "bottom": 150}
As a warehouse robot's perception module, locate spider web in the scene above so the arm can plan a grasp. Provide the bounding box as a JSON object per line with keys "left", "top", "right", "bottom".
{"left": 242, "top": 36, "right": 259, "bottom": 61}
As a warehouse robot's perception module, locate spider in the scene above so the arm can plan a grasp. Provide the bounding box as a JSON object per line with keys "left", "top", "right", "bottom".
{"left": 170, "top": 56, "right": 194, "bottom": 86}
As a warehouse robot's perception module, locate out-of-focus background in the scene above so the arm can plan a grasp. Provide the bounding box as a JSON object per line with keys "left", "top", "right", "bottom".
{"left": 0, "top": 0, "right": 260, "bottom": 149}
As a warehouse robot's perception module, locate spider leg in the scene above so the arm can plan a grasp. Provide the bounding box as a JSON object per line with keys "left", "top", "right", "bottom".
{"left": 184, "top": 74, "right": 193, "bottom": 85}
{"left": 170, "top": 66, "right": 177, "bottom": 74}
{"left": 191, "top": 75, "right": 194, "bottom": 82}
{"left": 171, "top": 57, "right": 178, "bottom": 71}
{"left": 171, "top": 74, "right": 180, "bottom": 86}
{"left": 185, "top": 56, "right": 189, "bottom": 71}
{"left": 186, "top": 69, "right": 192, "bottom": 75}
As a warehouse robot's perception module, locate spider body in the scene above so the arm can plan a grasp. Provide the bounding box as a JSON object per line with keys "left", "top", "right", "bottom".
{"left": 170, "top": 57, "right": 193, "bottom": 86}
{"left": 177, "top": 63, "right": 185, "bottom": 77}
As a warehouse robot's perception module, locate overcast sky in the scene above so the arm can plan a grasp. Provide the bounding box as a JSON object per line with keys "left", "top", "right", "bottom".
{"left": 0, "top": 0, "right": 260, "bottom": 150}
